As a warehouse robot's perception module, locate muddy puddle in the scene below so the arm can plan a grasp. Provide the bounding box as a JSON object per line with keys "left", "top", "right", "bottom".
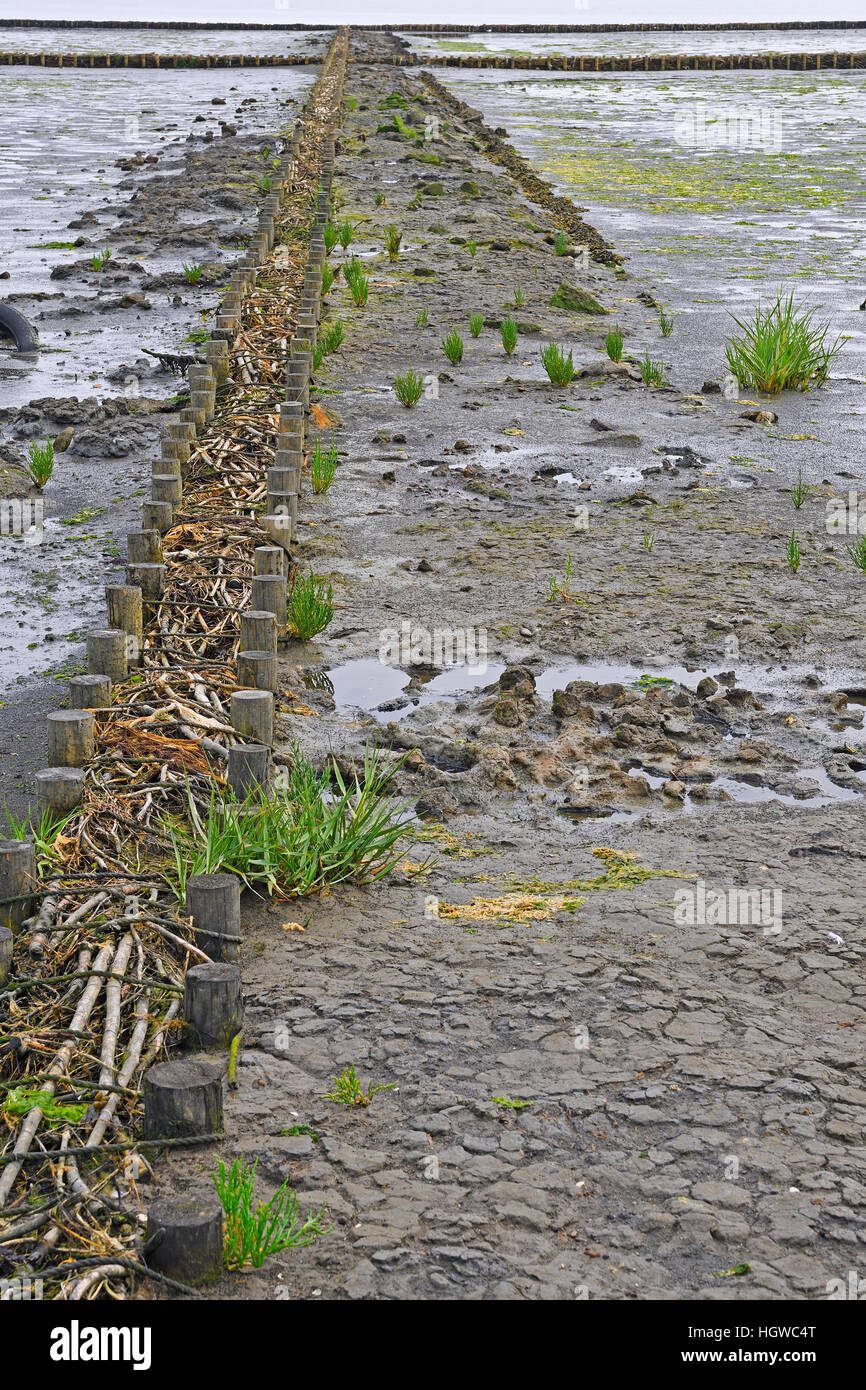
{"left": 309, "top": 654, "right": 866, "bottom": 726}
{"left": 301, "top": 657, "right": 506, "bottom": 720}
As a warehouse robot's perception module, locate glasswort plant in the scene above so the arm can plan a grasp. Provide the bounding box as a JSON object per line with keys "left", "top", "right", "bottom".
{"left": 394, "top": 367, "right": 424, "bottom": 406}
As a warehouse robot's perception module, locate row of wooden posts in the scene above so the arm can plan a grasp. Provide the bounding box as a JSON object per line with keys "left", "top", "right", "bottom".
{"left": 0, "top": 31, "right": 348, "bottom": 1288}
{"left": 2, "top": 48, "right": 866, "bottom": 71}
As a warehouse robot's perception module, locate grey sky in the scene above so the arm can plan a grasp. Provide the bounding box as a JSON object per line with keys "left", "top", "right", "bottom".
{"left": 16, "top": 3, "right": 866, "bottom": 28}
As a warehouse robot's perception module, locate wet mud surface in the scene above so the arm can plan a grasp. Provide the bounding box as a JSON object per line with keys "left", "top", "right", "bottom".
{"left": 0, "top": 25, "right": 333, "bottom": 56}
{"left": 436, "top": 67, "right": 866, "bottom": 426}
{"left": 402, "top": 27, "right": 866, "bottom": 59}
{"left": 0, "top": 65, "right": 316, "bottom": 791}
{"left": 146, "top": 38, "right": 866, "bottom": 1300}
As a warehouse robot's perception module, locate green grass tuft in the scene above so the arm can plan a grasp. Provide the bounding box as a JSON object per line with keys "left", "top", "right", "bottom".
{"left": 605, "top": 325, "right": 623, "bottom": 362}
{"left": 168, "top": 745, "right": 415, "bottom": 899}
{"left": 213, "top": 1156, "right": 328, "bottom": 1271}
{"left": 640, "top": 355, "right": 666, "bottom": 387}
{"left": 310, "top": 436, "right": 338, "bottom": 494}
{"left": 27, "top": 439, "right": 55, "bottom": 488}
{"left": 384, "top": 224, "right": 402, "bottom": 261}
{"left": 442, "top": 328, "right": 464, "bottom": 365}
{"left": 725, "top": 290, "right": 842, "bottom": 393}
{"left": 394, "top": 367, "right": 424, "bottom": 406}
{"left": 541, "top": 342, "right": 574, "bottom": 386}
{"left": 323, "top": 1063, "right": 395, "bottom": 1107}
{"left": 287, "top": 572, "right": 333, "bottom": 639}
{"left": 501, "top": 317, "right": 518, "bottom": 355}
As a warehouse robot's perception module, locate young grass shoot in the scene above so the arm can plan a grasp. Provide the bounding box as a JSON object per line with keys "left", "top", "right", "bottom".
{"left": 394, "top": 367, "right": 424, "bottom": 406}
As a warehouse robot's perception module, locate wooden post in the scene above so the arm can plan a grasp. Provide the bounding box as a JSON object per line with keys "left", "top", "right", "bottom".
{"left": 189, "top": 389, "right": 214, "bottom": 421}
{"left": 267, "top": 466, "right": 299, "bottom": 494}
{"left": 146, "top": 1194, "right": 224, "bottom": 1286}
{"left": 204, "top": 339, "right": 229, "bottom": 383}
{"left": 230, "top": 690, "right": 274, "bottom": 745}
{"left": 228, "top": 744, "right": 272, "bottom": 801}
{"left": 239, "top": 610, "right": 277, "bottom": 654}
{"left": 141, "top": 500, "right": 173, "bottom": 534}
{"left": 46, "top": 711, "right": 94, "bottom": 768}
{"left": 186, "top": 873, "right": 241, "bottom": 962}
{"left": 161, "top": 438, "right": 188, "bottom": 467}
{"left": 69, "top": 674, "right": 111, "bottom": 709}
{"left": 86, "top": 628, "right": 128, "bottom": 683}
{"left": 35, "top": 767, "right": 85, "bottom": 815}
{"left": 184, "top": 962, "right": 243, "bottom": 1047}
{"left": 125, "top": 562, "right": 165, "bottom": 601}
{"left": 154, "top": 455, "right": 182, "bottom": 479}
{"left": 0, "top": 925, "right": 12, "bottom": 985}
{"left": 254, "top": 546, "right": 285, "bottom": 577}
{"left": 168, "top": 420, "right": 197, "bottom": 445}
{"left": 105, "top": 585, "right": 143, "bottom": 667}
{"left": 0, "top": 840, "right": 36, "bottom": 935}
{"left": 237, "top": 650, "right": 278, "bottom": 693}
{"left": 127, "top": 530, "right": 163, "bottom": 564}
{"left": 142, "top": 1058, "right": 224, "bottom": 1141}
{"left": 251, "top": 575, "right": 287, "bottom": 629}
{"left": 151, "top": 474, "right": 183, "bottom": 507}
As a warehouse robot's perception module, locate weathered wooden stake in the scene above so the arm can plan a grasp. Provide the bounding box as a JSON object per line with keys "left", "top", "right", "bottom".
{"left": 254, "top": 546, "right": 285, "bottom": 577}
{"left": 35, "top": 767, "right": 85, "bottom": 816}
{"left": 228, "top": 744, "right": 272, "bottom": 800}
{"left": 46, "top": 711, "right": 94, "bottom": 768}
{"left": 127, "top": 530, "right": 163, "bottom": 564}
{"left": 154, "top": 455, "right": 182, "bottom": 480}
{"left": 252, "top": 574, "right": 287, "bottom": 628}
{"left": 86, "top": 628, "right": 128, "bottom": 684}
{"left": 146, "top": 1193, "right": 224, "bottom": 1286}
{"left": 125, "top": 562, "right": 165, "bottom": 600}
{"left": 69, "top": 674, "right": 111, "bottom": 709}
{"left": 230, "top": 690, "right": 274, "bottom": 746}
{"left": 0, "top": 840, "right": 36, "bottom": 935}
{"left": 168, "top": 419, "right": 197, "bottom": 444}
{"left": 142, "top": 1058, "right": 224, "bottom": 1141}
{"left": 105, "top": 585, "right": 143, "bottom": 667}
{"left": 161, "top": 438, "right": 188, "bottom": 466}
{"left": 151, "top": 474, "right": 183, "bottom": 507}
{"left": 239, "top": 610, "right": 277, "bottom": 654}
{"left": 141, "top": 500, "right": 173, "bottom": 534}
{"left": 0, "top": 925, "right": 12, "bottom": 985}
{"left": 184, "top": 962, "right": 243, "bottom": 1048}
{"left": 237, "top": 650, "right": 278, "bottom": 693}
{"left": 186, "top": 873, "right": 241, "bottom": 963}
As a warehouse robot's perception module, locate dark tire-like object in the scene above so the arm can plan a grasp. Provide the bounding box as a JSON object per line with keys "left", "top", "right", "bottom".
{"left": 0, "top": 302, "right": 38, "bottom": 353}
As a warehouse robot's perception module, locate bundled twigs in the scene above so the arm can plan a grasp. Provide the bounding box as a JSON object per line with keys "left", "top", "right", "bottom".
{"left": 0, "top": 30, "right": 349, "bottom": 1300}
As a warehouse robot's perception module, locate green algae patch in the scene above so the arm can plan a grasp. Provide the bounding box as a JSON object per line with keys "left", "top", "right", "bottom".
{"left": 512, "top": 848, "right": 691, "bottom": 895}
{"left": 3, "top": 1087, "right": 89, "bottom": 1124}
{"left": 439, "top": 849, "right": 690, "bottom": 926}
{"left": 413, "top": 823, "right": 492, "bottom": 859}
{"left": 541, "top": 146, "right": 850, "bottom": 216}
{"left": 550, "top": 282, "right": 607, "bottom": 315}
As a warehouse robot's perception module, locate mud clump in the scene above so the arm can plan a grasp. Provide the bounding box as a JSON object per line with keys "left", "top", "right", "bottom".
{"left": 549, "top": 281, "right": 607, "bottom": 315}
